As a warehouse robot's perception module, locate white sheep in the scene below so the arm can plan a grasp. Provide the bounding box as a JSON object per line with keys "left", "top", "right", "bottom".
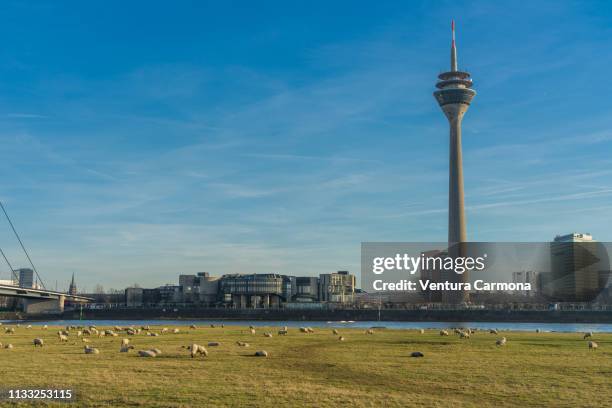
{"left": 419, "top": 329, "right": 425, "bottom": 334}
{"left": 161, "top": 328, "right": 168, "bottom": 334}
{"left": 138, "top": 350, "right": 157, "bottom": 357}
{"left": 189, "top": 324, "right": 197, "bottom": 330}
{"left": 584, "top": 332, "right": 593, "bottom": 340}
{"left": 254, "top": 350, "right": 268, "bottom": 357}
{"left": 490, "top": 329, "right": 498, "bottom": 334}
{"left": 33, "top": 338, "right": 44, "bottom": 347}
{"left": 42, "top": 325, "right": 48, "bottom": 330}
{"left": 440, "top": 330, "right": 449, "bottom": 336}
{"left": 172, "top": 328, "right": 180, "bottom": 334}
{"left": 250, "top": 328, "right": 256, "bottom": 335}
{"left": 460, "top": 331, "right": 470, "bottom": 339}
{"left": 58, "top": 334, "right": 69, "bottom": 342}
{"left": 338, "top": 336, "right": 345, "bottom": 341}
{"left": 121, "top": 338, "right": 130, "bottom": 346}
{"left": 496, "top": 337, "right": 507, "bottom": 346}
{"left": 189, "top": 343, "right": 208, "bottom": 358}
{"left": 236, "top": 341, "right": 250, "bottom": 347}
{"left": 84, "top": 346, "right": 99, "bottom": 354}
{"left": 365, "top": 329, "right": 374, "bottom": 335}
{"left": 264, "top": 332, "right": 273, "bottom": 338}
{"left": 5, "top": 327, "right": 15, "bottom": 334}
{"left": 332, "top": 329, "right": 339, "bottom": 335}
{"left": 5, "top": 343, "right": 13, "bottom": 349}
{"left": 589, "top": 341, "right": 598, "bottom": 350}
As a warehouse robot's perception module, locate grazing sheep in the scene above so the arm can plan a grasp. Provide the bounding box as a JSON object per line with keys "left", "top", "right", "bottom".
{"left": 121, "top": 338, "right": 130, "bottom": 346}
{"left": 126, "top": 329, "right": 136, "bottom": 336}
{"left": 307, "top": 327, "right": 314, "bottom": 333}
{"left": 147, "top": 332, "right": 159, "bottom": 337}
{"left": 236, "top": 341, "right": 250, "bottom": 347}
{"left": 584, "top": 332, "right": 593, "bottom": 340}
{"left": 419, "top": 329, "right": 425, "bottom": 334}
{"left": 114, "top": 326, "right": 122, "bottom": 332}
{"left": 249, "top": 325, "right": 255, "bottom": 329}
{"left": 410, "top": 352, "right": 424, "bottom": 358}
{"left": 249, "top": 328, "right": 256, "bottom": 335}
{"left": 189, "top": 324, "right": 197, "bottom": 330}
{"left": 82, "top": 338, "right": 90, "bottom": 343}
{"left": 332, "top": 329, "right": 339, "bottom": 335}
{"left": 338, "top": 336, "right": 345, "bottom": 341}
{"left": 151, "top": 348, "right": 162, "bottom": 355}
{"left": 190, "top": 344, "right": 208, "bottom": 358}
{"left": 138, "top": 350, "right": 157, "bottom": 358}
{"left": 278, "top": 330, "right": 288, "bottom": 336}
{"left": 207, "top": 342, "right": 220, "bottom": 347}
{"left": 589, "top": 341, "right": 598, "bottom": 350}
{"left": 5, "top": 343, "right": 13, "bottom": 349}
{"left": 141, "top": 325, "right": 150, "bottom": 331}
{"left": 42, "top": 325, "right": 48, "bottom": 330}
{"left": 120, "top": 345, "right": 135, "bottom": 352}
{"left": 365, "top": 329, "right": 374, "bottom": 335}
{"left": 459, "top": 331, "right": 470, "bottom": 339}
{"left": 33, "top": 338, "right": 44, "bottom": 347}
{"left": 453, "top": 328, "right": 462, "bottom": 335}
{"left": 84, "top": 346, "right": 99, "bottom": 354}
{"left": 440, "top": 330, "right": 449, "bottom": 336}
{"left": 496, "top": 337, "right": 507, "bottom": 346}
{"left": 264, "top": 332, "right": 273, "bottom": 338}
{"left": 161, "top": 328, "right": 168, "bottom": 334}
{"left": 172, "top": 328, "right": 180, "bottom": 334}
{"left": 490, "top": 329, "right": 498, "bottom": 334}
{"left": 26, "top": 324, "right": 32, "bottom": 329}
{"left": 535, "top": 329, "right": 541, "bottom": 333}
{"left": 76, "top": 331, "right": 82, "bottom": 337}
{"left": 210, "top": 324, "right": 216, "bottom": 328}
{"left": 58, "top": 334, "right": 69, "bottom": 343}
{"left": 299, "top": 327, "right": 308, "bottom": 333}
{"left": 5, "top": 327, "right": 15, "bottom": 334}
{"left": 254, "top": 350, "right": 268, "bottom": 357}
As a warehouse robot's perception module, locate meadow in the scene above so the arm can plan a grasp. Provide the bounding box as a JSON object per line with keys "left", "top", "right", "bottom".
{"left": 0, "top": 324, "right": 610, "bottom": 407}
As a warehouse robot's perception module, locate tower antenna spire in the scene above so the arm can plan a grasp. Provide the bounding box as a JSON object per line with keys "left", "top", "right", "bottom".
{"left": 451, "top": 20, "right": 457, "bottom": 72}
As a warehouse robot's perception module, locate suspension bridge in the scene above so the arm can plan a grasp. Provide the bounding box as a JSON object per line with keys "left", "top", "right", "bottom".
{"left": 0, "top": 201, "right": 91, "bottom": 313}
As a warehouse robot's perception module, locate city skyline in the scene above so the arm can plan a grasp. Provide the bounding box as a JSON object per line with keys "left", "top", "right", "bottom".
{"left": 0, "top": 1, "right": 612, "bottom": 289}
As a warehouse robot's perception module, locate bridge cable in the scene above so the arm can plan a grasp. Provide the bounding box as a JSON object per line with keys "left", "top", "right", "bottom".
{"left": 0, "top": 246, "right": 18, "bottom": 282}
{"left": 0, "top": 201, "right": 46, "bottom": 289}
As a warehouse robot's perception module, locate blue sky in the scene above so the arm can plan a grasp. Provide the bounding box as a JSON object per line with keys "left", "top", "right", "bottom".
{"left": 0, "top": 0, "right": 611, "bottom": 290}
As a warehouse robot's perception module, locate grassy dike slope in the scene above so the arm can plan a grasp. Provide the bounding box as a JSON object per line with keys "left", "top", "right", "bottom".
{"left": 0, "top": 325, "right": 610, "bottom": 407}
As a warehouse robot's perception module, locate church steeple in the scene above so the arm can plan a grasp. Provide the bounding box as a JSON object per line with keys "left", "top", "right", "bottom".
{"left": 68, "top": 273, "right": 77, "bottom": 295}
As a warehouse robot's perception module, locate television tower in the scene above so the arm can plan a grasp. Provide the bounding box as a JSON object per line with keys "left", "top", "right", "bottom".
{"left": 434, "top": 21, "right": 476, "bottom": 245}
{"left": 433, "top": 21, "right": 476, "bottom": 303}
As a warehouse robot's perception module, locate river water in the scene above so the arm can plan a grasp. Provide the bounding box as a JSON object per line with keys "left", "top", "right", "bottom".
{"left": 2, "top": 319, "right": 611, "bottom": 333}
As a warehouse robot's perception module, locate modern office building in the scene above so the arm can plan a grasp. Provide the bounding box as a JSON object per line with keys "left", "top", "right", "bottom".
{"left": 549, "top": 233, "right": 602, "bottom": 302}
{"left": 318, "top": 271, "right": 356, "bottom": 303}
{"left": 16, "top": 268, "right": 34, "bottom": 288}
{"left": 293, "top": 276, "right": 319, "bottom": 302}
{"left": 512, "top": 270, "right": 538, "bottom": 297}
{"left": 220, "top": 274, "right": 291, "bottom": 308}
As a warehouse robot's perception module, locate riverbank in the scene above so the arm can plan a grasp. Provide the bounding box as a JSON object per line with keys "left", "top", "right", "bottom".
{"left": 0, "top": 325, "right": 609, "bottom": 407}
{"left": 7, "top": 307, "right": 612, "bottom": 323}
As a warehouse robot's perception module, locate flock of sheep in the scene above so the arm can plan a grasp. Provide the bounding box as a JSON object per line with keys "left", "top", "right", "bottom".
{"left": 0, "top": 322, "right": 604, "bottom": 361}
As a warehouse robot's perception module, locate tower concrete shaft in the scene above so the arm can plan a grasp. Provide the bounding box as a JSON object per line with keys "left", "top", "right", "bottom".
{"left": 433, "top": 21, "right": 475, "bottom": 303}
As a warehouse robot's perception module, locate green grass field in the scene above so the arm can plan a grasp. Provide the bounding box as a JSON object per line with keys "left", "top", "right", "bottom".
{"left": 0, "top": 324, "right": 610, "bottom": 407}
